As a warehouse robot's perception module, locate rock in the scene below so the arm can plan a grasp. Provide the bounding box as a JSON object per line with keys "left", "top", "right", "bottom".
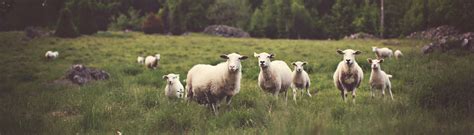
{"left": 203, "top": 25, "right": 250, "bottom": 38}
{"left": 65, "top": 64, "right": 110, "bottom": 85}
{"left": 344, "top": 32, "right": 378, "bottom": 39}
{"left": 24, "top": 27, "right": 53, "bottom": 39}
{"left": 407, "top": 25, "right": 460, "bottom": 41}
{"left": 422, "top": 43, "right": 437, "bottom": 54}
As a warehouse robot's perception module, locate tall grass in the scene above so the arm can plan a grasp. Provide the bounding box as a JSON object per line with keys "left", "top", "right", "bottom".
{"left": 0, "top": 31, "right": 472, "bottom": 134}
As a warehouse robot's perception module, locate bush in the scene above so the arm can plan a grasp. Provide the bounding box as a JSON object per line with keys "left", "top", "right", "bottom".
{"left": 108, "top": 8, "right": 144, "bottom": 31}
{"left": 76, "top": 0, "right": 98, "bottom": 35}
{"left": 55, "top": 8, "right": 79, "bottom": 38}
{"left": 142, "top": 13, "right": 164, "bottom": 34}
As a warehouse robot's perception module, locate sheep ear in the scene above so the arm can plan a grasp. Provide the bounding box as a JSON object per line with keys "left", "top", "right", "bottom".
{"left": 162, "top": 75, "right": 168, "bottom": 79}
{"left": 303, "top": 62, "right": 307, "bottom": 65}
{"left": 220, "top": 54, "right": 229, "bottom": 59}
{"left": 292, "top": 62, "right": 296, "bottom": 66}
{"left": 367, "top": 58, "right": 372, "bottom": 64}
{"left": 355, "top": 50, "right": 362, "bottom": 55}
{"left": 379, "top": 59, "right": 384, "bottom": 63}
{"left": 253, "top": 52, "right": 259, "bottom": 57}
{"left": 269, "top": 53, "right": 275, "bottom": 58}
{"left": 239, "top": 56, "right": 248, "bottom": 60}
{"left": 337, "top": 49, "right": 344, "bottom": 55}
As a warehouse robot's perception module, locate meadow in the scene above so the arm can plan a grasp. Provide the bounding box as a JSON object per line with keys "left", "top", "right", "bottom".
{"left": 0, "top": 31, "right": 473, "bottom": 134}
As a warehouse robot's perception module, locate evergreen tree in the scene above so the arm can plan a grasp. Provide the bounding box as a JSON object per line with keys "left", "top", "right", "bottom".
{"left": 76, "top": 0, "right": 98, "bottom": 35}
{"left": 55, "top": 8, "right": 79, "bottom": 38}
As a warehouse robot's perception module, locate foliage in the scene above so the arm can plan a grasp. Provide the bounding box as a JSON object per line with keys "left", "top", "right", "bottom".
{"left": 54, "top": 8, "right": 79, "bottom": 38}
{"left": 74, "top": 0, "right": 99, "bottom": 35}
{"left": 108, "top": 8, "right": 144, "bottom": 31}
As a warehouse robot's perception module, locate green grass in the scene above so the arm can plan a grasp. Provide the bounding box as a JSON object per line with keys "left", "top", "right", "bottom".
{"left": 0, "top": 31, "right": 473, "bottom": 134}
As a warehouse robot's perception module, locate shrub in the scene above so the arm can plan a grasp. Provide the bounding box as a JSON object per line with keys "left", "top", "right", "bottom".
{"left": 108, "top": 8, "right": 144, "bottom": 31}
{"left": 55, "top": 8, "right": 79, "bottom": 38}
{"left": 142, "top": 13, "right": 165, "bottom": 34}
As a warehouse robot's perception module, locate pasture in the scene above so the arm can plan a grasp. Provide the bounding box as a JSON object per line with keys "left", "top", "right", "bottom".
{"left": 0, "top": 31, "right": 473, "bottom": 134}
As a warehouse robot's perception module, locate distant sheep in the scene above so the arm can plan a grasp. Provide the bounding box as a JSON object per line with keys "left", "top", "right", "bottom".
{"left": 137, "top": 56, "right": 144, "bottom": 64}
{"left": 333, "top": 49, "right": 363, "bottom": 102}
{"left": 163, "top": 73, "right": 185, "bottom": 99}
{"left": 291, "top": 61, "right": 311, "bottom": 103}
{"left": 45, "top": 51, "right": 59, "bottom": 60}
{"left": 186, "top": 53, "right": 248, "bottom": 115}
{"left": 394, "top": 50, "right": 403, "bottom": 59}
{"left": 367, "top": 58, "right": 394, "bottom": 100}
{"left": 254, "top": 52, "right": 292, "bottom": 101}
{"left": 145, "top": 54, "right": 160, "bottom": 69}
{"left": 372, "top": 47, "right": 393, "bottom": 59}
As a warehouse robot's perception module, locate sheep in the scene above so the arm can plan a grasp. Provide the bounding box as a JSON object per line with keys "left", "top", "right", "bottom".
{"left": 290, "top": 61, "right": 311, "bottom": 103}
{"left": 333, "top": 49, "right": 363, "bottom": 103}
{"left": 163, "top": 73, "right": 185, "bottom": 99}
{"left": 372, "top": 47, "right": 393, "bottom": 59}
{"left": 254, "top": 52, "right": 292, "bottom": 101}
{"left": 145, "top": 54, "right": 160, "bottom": 69}
{"left": 367, "top": 58, "right": 394, "bottom": 100}
{"left": 137, "top": 56, "right": 144, "bottom": 64}
{"left": 394, "top": 50, "right": 403, "bottom": 59}
{"left": 45, "top": 51, "right": 59, "bottom": 60}
{"left": 186, "top": 53, "right": 248, "bottom": 115}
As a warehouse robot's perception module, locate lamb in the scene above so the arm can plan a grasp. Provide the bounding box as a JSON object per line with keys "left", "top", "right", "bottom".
{"left": 163, "top": 73, "right": 185, "bottom": 99}
{"left": 394, "top": 50, "right": 403, "bottom": 59}
{"left": 137, "top": 56, "right": 144, "bottom": 64}
{"left": 290, "top": 61, "right": 311, "bottom": 103}
{"left": 45, "top": 51, "right": 59, "bottom": 60}
{"left": 372, "top": 47, "right": 393, "bottom": 59}
{"left": 367, "top": 58, "right": 394, "bottom": 100}
{"left": 254, "top": 52, "right": 292, "bottom": 101}
{"left": 186, "top": 53, "right": 248, "bottom": 115}
{"left": 333, "top": 49, "right": 363, "bottom": 102}
{"left": 145, "top": 54, "right": 160, "bottom": 69}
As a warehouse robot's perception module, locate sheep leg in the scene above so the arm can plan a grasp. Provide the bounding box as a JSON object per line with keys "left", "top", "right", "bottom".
{"left": 284, "top": 90, "right": 288, "bottom": 103}
{"left": 352, "top": 89, "right": 357, "bottom": 103}
{"left": 382, "top": 87, "right": 386, "bottom": 97}
{"left": 341, "top": 90, "right": 348, "bottom": 102}
{"left": 370, "top": 86, "right": 375, "bottom": 98}
{"left": 226, "top": 96, "right": 233, "bottom": 105}
{"left": 211, "top": 103, "right": 218, "bottom": 116}
{"left": 388, "top": 86, "right": 394, "bottom": 100}
{"left": 292, "top": 88, "right": 297, "bottom": 104}
{"left": 306, "top": 86, "right": 312, "bottom": 97}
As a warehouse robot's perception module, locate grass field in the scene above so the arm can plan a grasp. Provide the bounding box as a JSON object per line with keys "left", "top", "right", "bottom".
{"left": 0, "top": 31, "right": 473, "bottom": 134}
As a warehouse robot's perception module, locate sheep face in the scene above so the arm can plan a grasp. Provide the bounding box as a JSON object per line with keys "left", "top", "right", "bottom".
{"left": 163, "top": 74, "right": 179, "bottom": 85}
{"left": 253, "top": 52, "right": 274, "bottom": 68}
{"left": 220, "top": 53, "right": 248, "bottom": 72}
{"left": 337, "top": 49, "right": 361, "bottom": 65}
{"left": 367, "top": 58, "right": 383, "bottom": 70}
{"left": 155, "top": 54, "right": 160, "bottom": 59}
{"left": 292, "top": 61, "right": 307, "bottom": 72}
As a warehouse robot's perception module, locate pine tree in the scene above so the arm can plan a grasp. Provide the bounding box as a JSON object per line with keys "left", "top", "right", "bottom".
{"left": 76, "top": 0, "right": 98, "bottom": 35}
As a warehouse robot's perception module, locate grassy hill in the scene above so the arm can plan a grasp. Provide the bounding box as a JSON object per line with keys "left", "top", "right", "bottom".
{"left": 0, "top": 31, "right": 473, "bottom": 134}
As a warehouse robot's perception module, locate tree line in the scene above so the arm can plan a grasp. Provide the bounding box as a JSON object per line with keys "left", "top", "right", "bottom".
{"left": 1, "top": 0, "right": 473, "bottom": 39}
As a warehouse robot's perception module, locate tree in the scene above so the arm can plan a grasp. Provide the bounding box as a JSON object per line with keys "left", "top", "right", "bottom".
{"left": 207, "top": 0, "right": 251, "bottom": 29}
{"left": 142, "top": 13, "right": 164, "bottom": 34}
{"left": 55, "top": 8, "right": 79, "bottom": 38}
{"left": 329, "top": 0, "right": 357, "bottom": 38}
{"left": 290, "top": 0, "right": 313, "bottom": 39}
{"left": 249, "top": 9, "right": 265, "bottom": 37}
{"left": 76, "top": 0, "right": 98, "bottom": 35}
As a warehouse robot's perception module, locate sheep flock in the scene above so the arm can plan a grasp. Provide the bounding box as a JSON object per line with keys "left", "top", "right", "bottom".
{"left": 44, "top": 44, "right": 405, "bottom": 115}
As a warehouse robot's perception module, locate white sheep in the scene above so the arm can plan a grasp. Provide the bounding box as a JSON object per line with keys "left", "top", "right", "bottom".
{"left": 163, "top": 73, "right": 185, "bottom": 99}
{"left": 394, "top": 50, "right": 403, "bottom": 59}
{"left": 291, "top": 61, "right": 311, "bottom": 103}
{"left": 333, "top": 49, "right": 363, "bottom": 103}
{"left": 186, "top": 53, "right": 248, "bottom": 115}
{"left": 45, "top": 51, "right": 59, "bottom": 60}
{"left": 367, "top": 58, "right": 394, "bottom": 100}
{"left": 137, "top": 56, "right": 144, "bottom": 64}
{"left": 254, "top": 52, "right": 292, "bottom": 101}
{"left": 145, "top": 54, "right": 160, "bottom": 69}
{"left": 372, "top": 47, "right": 393, "bottom": 59}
